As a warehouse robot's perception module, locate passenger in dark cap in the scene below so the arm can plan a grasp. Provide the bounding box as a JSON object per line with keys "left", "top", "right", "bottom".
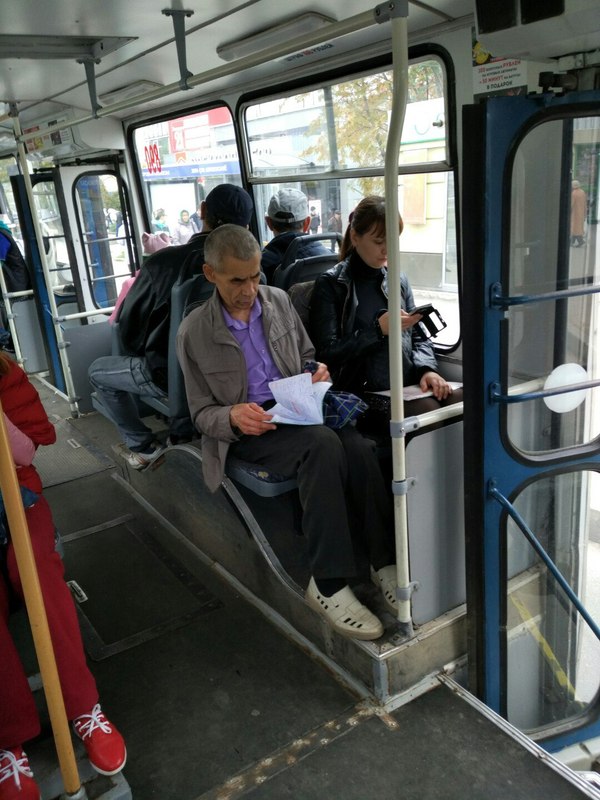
{"left": 89, "top": 183, "right": 255, "bottom": 466}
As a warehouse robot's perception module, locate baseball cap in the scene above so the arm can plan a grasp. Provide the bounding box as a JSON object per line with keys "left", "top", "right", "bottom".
{"left": 267, "top": 188, "right": 309, "bottom": 223}
{"left": 205, "top": 184, "right": 254, "bottom": 227}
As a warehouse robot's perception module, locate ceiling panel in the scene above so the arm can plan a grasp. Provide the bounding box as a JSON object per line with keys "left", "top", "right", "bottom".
{"left": 0, "top": 1, "right": 474, "bottom": 128}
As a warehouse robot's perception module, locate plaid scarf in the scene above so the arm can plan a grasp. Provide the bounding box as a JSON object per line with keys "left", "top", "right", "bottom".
{"left": 323, "top": 390, "right": 368, "bottom": 429}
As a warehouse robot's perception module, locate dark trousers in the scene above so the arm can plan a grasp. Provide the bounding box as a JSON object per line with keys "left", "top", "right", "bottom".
{"left": 229, "top": 424, "right": 394, "bottom": 581}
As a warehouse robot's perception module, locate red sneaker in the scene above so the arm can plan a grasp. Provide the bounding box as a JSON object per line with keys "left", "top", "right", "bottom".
{"left": 72, "top": 704, "right": 127, "bottom": 776}
{"left": 0, "top": 748, "right": 40, "bottom": 800}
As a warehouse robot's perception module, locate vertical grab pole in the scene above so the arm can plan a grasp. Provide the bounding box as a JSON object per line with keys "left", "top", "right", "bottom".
{"left": 0, "top": 403, "right": 84, "bottom": 797}
{"left": 377, "top": 2, "right": 412, "bottom": 631}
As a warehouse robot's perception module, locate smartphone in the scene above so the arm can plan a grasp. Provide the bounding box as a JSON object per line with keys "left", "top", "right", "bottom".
{"left": 302, "top": 360, "right": 319, "bottom": 375}
{"left": 409, "top": 303, "right": 434, "bottom": 316}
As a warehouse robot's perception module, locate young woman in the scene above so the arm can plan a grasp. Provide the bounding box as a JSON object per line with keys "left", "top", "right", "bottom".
{"left": 309, "top": 195, "right": 461, "bottom": 435}
{"left": 0, "top": 353, "right": 126, "bottom": 800}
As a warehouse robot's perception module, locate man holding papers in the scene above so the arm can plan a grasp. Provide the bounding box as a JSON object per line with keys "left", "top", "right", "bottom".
{"left": 177, "top": 225, "right": 396, "bottom": 641}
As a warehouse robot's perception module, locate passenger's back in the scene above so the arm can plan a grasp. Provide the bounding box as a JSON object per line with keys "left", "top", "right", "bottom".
{"left": 262, "top": 232, "right": 335, "bottom": 284}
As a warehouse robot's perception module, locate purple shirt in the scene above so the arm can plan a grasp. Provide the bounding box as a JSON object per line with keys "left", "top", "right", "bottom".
{"left": 222, "top": 298, "right": 283, "bottom": 404}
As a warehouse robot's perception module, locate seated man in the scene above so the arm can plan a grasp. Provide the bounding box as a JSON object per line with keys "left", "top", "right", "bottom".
{"left": 88, "top": 184, "right": 253, "bottom": 468}
{"left": 261, "top": 188, "right": 332, "bottom": 284}
{"left": 177, "top": 224, "right": 397, "bottom": 641}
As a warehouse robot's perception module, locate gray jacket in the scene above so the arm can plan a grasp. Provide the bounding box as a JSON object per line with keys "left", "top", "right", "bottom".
{"left": 176, "top": 285, "right": 314, "bottom": 491}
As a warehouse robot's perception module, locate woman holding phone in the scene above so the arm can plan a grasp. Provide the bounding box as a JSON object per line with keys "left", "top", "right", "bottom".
{"left": 309, "top": 195, "right": 461, "bottom": 435}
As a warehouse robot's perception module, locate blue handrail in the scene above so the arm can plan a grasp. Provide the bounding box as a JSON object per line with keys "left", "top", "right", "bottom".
{"left": 490, "top": 280, "right": 600, "bottom": 309}
{"left": 490, "top": 378, "right": 600, "bottom": 404}
{"left": 488, "top": 482, "right": 600, "bottom": 643}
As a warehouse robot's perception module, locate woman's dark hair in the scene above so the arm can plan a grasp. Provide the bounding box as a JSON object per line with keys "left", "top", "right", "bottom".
{"left": 339, "top": 195, "right": 404, "bottom": 260}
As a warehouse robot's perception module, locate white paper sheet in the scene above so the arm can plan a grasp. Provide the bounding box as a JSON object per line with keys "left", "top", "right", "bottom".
{"left": 267, "top": 373, "right": 332, "bottom": 425}
{"left": 369, "top": 381, "right": 463, "bottom": 401}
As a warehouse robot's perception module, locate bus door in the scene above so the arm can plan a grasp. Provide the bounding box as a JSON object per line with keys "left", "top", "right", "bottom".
{"left": 10, "top": 161, "right": 137, "bottom": 412}
{"left": 462, "top": 88, "right": 600, "bottom": 752}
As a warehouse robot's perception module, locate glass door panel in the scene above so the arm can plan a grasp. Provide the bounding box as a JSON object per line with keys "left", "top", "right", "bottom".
{"left": 506, "top": 470, "right": 600, "bottom": 732}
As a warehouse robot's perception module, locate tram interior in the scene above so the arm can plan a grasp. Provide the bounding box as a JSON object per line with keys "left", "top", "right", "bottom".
{"left": 1, "top": 1, "right": 600, "bottom": 798}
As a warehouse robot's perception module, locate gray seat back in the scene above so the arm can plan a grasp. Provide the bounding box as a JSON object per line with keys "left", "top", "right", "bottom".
{"left": 273, "top": 254, "right": 338, "bottom": 291}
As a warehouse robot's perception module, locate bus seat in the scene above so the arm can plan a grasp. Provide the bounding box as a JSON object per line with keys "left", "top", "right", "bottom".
{"left": 111, "top": 320, "right": 125, "bottom": 355}
{"left": 226, "top": 456, "right": 298, "bottom": 497}
{"left": 277, "top": 232, "right": 342, "bottom": 273}
{"left": 182, "top": 275, "right": 214, "bottom": 318}
{"left": 287, "top": 280, "right": 315, "bottom": 334}
{"left": 272, "top": 253, "right": 337, "bottom": 291}
{"left": 139, "top": 275, "right": 202, "bottom": 421}
{"left": 56, "top": 301, "right": 82, "bottom": 329}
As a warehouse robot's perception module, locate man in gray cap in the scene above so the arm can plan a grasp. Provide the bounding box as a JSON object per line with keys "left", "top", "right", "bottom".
{"left": 261, "top": 188, "right": 331, "bottom": 283}
{"left": 89, "top": 183, "right": 254, "bottom": 467}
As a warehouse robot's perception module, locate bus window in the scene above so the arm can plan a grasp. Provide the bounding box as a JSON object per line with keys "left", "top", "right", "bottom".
{"left": 243, "top": 55, "right": 459, "bottom": 347}
{"left": 506, "top": 113, "right": 600, "bottom": 457}
{"left": 131, "top": 105, "right": 244, "bottom": 237}
{"left": 0, "top": 156, "right": 23, "bottom": 246}
{"left": 73, "top": 172, "right": 134, "bottom": 309}
{"left": 32, "top": 179, "right": 74, "bottom": 292}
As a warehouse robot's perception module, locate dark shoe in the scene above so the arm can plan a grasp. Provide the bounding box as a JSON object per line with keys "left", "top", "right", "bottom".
{"left": 0, "top": 748, "right": 40, "bottom": 800}
{"left": 166, "top": 434, "right": 192, "bottom": 446}
{"left": 73, "top": 704, "right": 127, "bottom": 776}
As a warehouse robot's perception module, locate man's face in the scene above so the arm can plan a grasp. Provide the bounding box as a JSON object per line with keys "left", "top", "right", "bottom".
{"left": 204, "top": 252, "right": 261, "bottom": 318}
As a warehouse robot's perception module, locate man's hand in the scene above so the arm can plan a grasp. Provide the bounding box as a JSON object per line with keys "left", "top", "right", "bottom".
{"left": 230, "top": 402, "right": 276, "bottom": 436}
{"left": 309, "top": 362, "right": 330, "bottom": 383}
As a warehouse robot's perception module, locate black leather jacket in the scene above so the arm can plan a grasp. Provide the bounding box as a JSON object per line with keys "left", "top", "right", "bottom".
{"left": 309, "top": 254, "right": 439, "bottom": 393}
{"left": 118, "top": 233, "right": 208, "bottom": 389}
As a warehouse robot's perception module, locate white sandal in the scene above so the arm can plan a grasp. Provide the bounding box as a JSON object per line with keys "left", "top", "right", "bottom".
{"left": 370, "top": 565, "right": 398, "bottom": 614}
{"left": 305, "top": 577, "right": 383, "bottom": 640}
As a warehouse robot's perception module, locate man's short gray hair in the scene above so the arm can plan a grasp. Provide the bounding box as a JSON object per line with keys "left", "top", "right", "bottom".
{"left": 204, "top": 224, "right": 260, "bottom": 271}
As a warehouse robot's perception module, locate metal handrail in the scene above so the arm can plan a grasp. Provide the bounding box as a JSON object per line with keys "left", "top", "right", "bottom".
{"left": 490, "top": 379, "right": 600, "bottom": 405}
{"left": 55, "top": 308, "right": 112, "bottom": 323}
{"left": 384, "top": 2, "right": 411, "bottom": 631}
{"left": 491, "top": 280, "right": 600, "bottom": 309}
{"left": 489, "top": 482, "right": 600, "bottom": 643}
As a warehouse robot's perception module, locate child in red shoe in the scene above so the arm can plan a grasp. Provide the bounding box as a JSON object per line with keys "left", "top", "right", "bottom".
{"left": 0, "top": 353, "right": 126, "bottom": 798}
